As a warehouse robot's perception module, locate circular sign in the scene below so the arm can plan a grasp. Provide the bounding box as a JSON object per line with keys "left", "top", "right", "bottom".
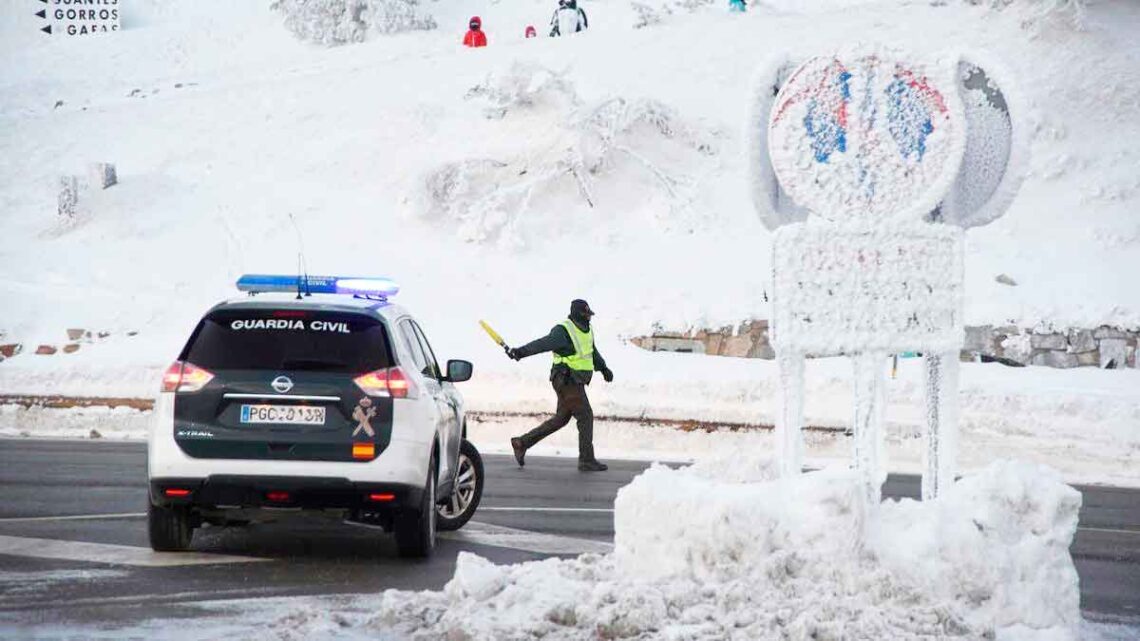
{"left": 767, "top": 54, "right": 964, "bottom": 224}
{"left": 940, "top": 57, "right": 1025, "bottom": 229}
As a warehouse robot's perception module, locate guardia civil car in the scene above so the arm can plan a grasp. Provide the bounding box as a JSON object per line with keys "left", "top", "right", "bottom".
{"left": 147, "top": 275, "right": 483, "bottom": 558}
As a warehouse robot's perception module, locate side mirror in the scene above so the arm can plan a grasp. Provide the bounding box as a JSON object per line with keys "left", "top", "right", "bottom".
{"left": 445, "top": 359, "right": 473, "bottom": 383}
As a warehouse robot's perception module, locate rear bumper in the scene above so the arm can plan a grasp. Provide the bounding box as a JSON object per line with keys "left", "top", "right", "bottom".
{"left": 150, "top": 475, "right": 422, "bottom": 511}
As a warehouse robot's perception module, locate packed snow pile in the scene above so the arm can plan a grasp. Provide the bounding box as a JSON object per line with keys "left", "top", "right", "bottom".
{"left": 0, "top": 404, "right": 149, "bottom": 441}
{"left": 374, "top": 458, "right": 1081, "bottom": 639}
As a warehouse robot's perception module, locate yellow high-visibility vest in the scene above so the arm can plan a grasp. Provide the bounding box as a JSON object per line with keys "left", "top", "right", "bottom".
{"left": 553, "top": 320, "right": 594, "bottom": 371}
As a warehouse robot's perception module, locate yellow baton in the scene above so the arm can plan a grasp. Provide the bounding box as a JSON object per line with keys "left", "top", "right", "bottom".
{"left": 479, "top": 320, "right": 507, "bottom": 347}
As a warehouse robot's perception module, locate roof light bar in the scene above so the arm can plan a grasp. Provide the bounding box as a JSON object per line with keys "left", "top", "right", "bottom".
{"left": 235, "top": 274, "right": 400, "bottom": 298}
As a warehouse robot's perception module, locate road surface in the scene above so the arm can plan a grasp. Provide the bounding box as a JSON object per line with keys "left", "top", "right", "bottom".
{"left": 0, "top": 439, "right": 1137, "bottom": 632}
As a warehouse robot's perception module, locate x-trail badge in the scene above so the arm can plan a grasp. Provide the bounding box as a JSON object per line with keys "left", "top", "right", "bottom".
{"left": 271, "top": 376, "right": 294, "bottom": 393}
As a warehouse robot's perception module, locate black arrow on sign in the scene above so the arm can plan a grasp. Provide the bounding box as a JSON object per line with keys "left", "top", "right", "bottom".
{"left": 41, "top": 24, "right": 51, "bottom": 34}
{"left": 36, "top": 9, "right": 46, "bottom": 18}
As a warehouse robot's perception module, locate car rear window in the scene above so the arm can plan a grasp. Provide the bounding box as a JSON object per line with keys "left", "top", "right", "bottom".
{"left": 182, "top": 310, "right": 391, "bottom": 373}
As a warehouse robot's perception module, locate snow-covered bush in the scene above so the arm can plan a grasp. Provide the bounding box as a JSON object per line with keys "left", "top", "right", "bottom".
{"left": 418, "top": 64, "right": 722, "bottom": 245}
{"left": 629, "top": 0, "right": 715, "bottom": 30}
{"left": 574, "top": 96, "right": 718, "bottom": 175}
{"left": 271, "top": 0, "right": 367, "bottom": 45}
{"left": 960, "top": 0, "right": 1086, "bottom": 28}
{"left": 630, "top": 2, "right": 668, "bottom": 29}
{"left": 365, "top": 0, "right": 437, "bottom": 35}
{"left": 465, "top": 62, "right": 578, "bottom": 119}
{"left": 271, "top": 0, "right": 435, "bottom": 46}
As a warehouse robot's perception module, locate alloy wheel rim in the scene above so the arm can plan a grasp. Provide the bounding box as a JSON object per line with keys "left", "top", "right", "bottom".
{"left": 438, "top": 453, "right": 477, "bottom": 519}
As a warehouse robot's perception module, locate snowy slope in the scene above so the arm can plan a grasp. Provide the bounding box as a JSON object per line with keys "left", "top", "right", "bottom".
{"left": 0, "top": 1, "right": 1138, "bottom": 408}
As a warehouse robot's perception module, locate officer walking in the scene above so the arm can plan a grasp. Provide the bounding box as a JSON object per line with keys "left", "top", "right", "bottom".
{"left": 507, "top": 299, "right": 613, "bottom": 471}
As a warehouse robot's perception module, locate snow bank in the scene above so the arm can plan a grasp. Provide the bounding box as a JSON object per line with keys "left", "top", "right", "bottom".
{"left": 375, "top": 458, "right": 1082, "bottom": 639}
{"left": 0, "top": 404, "right": 149, "bottom": 440}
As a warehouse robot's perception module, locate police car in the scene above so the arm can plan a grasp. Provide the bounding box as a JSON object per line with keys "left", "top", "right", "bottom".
{"left": 147, "top": 275, "right": 483, "bottom": 558}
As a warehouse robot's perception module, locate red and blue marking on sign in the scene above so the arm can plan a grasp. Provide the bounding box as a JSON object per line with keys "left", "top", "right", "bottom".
{"left": 773, "top": 59, "right": 949, "bottom": 165}
{"left": 773, "top": 59, "right": 852, "bottom": 164}
{"left": 885, "top": 67, "right": 948, "bottom": 161}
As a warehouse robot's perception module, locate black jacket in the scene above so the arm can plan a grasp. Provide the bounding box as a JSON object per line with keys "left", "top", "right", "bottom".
{"left": 514, "top": 318, "right": 608, "bottom": 384}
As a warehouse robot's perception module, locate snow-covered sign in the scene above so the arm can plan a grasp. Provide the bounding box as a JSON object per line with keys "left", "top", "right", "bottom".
{"left": 40, "top": 2, "right": 121, "bottom": 37}
{"left": 751, "top": 49, "right": 1025, "bottom": 504}
{"left": 767, "top": 55, "right": 964, "bottom": 225}
{"left": 939, "top": 58, "right": 1027, "bottom": 228}
{"left": 750, "top": 53, "right": 1025, "bottom": 232}
{"left": 771, "top": 223, "right": 963, "bottom": 356}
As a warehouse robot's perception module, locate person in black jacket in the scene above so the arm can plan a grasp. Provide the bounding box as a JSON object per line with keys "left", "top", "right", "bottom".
{"left": 506, "top": 299, "right": 613, "bottom": 471}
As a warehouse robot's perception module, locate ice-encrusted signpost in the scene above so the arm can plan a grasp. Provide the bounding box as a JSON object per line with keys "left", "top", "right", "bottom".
{"left": 750, "top": 49, "right": 1025, "bottom": 503}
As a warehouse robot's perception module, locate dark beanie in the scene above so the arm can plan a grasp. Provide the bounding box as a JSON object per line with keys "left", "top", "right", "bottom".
{"left": 570, "top": 299, "right": 594, "bottom": 318}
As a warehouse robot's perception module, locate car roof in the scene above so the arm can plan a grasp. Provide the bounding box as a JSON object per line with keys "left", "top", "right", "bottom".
{"left": 209, "top": 293, "right": 410, "bottom": 321}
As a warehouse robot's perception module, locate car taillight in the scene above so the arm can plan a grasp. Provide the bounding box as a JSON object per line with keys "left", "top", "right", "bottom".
{"left": 353, "top": 366, "right": 415, "bottom": 399}
{"left": 161, "top": 361, "right": 215, "bottom": 393}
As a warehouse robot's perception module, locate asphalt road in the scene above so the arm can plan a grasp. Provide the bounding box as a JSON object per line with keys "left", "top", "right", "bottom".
{"left": 0, "top": 439, "right": 1137, "bottom": 632}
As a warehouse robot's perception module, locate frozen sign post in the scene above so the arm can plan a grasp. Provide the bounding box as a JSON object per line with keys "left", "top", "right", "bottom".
{"left": 750, "top": 49, "right": 1025, "bottom": 503}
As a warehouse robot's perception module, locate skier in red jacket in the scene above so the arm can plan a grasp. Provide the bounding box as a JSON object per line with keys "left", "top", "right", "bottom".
{"left": 463, "top": 16, "right": 487, "bottom": 47}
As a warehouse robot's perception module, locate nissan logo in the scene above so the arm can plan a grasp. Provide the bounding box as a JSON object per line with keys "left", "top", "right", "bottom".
{"left": 271, "top": 376, "right": 294, "bottom": 394}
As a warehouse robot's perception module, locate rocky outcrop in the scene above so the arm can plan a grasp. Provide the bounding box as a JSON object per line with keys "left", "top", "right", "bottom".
{"left": 0, "top": 329, "right": 125, "bottom": 364}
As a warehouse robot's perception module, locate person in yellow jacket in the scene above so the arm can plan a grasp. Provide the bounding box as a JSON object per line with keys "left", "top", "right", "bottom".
{"left": 506, "top": 299, "right": 613, "bottom": 471}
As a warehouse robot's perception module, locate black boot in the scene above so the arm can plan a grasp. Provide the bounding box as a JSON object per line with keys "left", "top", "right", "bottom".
{"left": 510, "top": 437, "right": 526, "bottom": 467}
{"left": 578, "top": 459, "right": 608, "bottom": 472}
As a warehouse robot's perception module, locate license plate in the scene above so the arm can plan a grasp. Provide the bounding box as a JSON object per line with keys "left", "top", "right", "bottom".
{"left": 240, "top": 404, "right": 326, "bottom": 425}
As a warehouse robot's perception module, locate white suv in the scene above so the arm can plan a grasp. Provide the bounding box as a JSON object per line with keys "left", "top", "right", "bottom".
{"left": 147, "top": 275, "right": 483, "bottom": 558}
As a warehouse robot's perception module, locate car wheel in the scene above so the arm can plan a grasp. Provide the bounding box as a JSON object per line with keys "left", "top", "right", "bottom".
{"left": 148, "top": 501, "right": 193, "bottom": 552}
{"left": 395, "top": 453, "right": 438, "bottom": 558}
{"left": 437, "top": 439, "right": 484, "bottom": 531}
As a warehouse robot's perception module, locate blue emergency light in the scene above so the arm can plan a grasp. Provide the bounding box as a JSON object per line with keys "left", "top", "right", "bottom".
{"left": 236, "top": 274, "right": 400, "bottom": 298}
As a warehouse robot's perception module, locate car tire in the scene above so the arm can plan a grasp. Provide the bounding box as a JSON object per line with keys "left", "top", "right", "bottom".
{"left": 395, "top": 453, "right": 438, "bottom": 558}
{"left": 437, "top": 439, "right": 483, "bottom": 532}
{"left": 148, "top": 501, "right": 193, "bottom": 552}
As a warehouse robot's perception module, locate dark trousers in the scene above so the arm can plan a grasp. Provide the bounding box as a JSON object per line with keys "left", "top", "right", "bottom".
{"left": 519, "top": 377, "right": 595, "bottom": 461}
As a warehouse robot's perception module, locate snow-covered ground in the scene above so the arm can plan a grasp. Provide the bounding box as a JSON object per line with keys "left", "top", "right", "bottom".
{"left": 1, "top": 0, "right": 1138, "bottom": 378}
{"left": 0, "top": 2, "right": 1131, "bottom": 473}
{"left": 1, "top": 0, "right": 1137, "bottom": 483}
